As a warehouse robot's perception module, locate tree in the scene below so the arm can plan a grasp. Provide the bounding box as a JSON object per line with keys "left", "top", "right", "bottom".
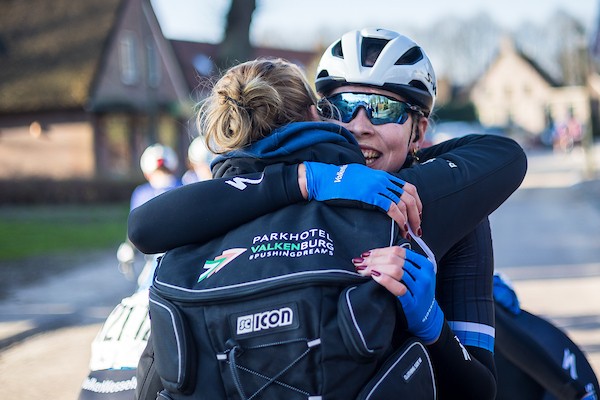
{"left": 216, "top": 0, "right": 256, "bottom": 71}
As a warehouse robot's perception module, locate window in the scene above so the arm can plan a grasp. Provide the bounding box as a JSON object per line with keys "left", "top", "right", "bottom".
{"left": 146, "top": 41, "right": 161, "bottom": 88}
{"left": 119, "top": 31, "right": 139, "bottom": 85}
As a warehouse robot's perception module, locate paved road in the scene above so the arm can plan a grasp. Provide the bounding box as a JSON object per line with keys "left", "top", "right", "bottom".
{"left": 490, "top": 145, "right": 600, "bottom": 382}
{"left": 0, "top": 144, "right": 599, "bottom": 399}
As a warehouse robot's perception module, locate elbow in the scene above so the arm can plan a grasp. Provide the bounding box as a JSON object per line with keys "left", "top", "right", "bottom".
{"left": 127, "top": 208, "right": 152, "bottom": 254}
{"left": 498, "top": 135, "right": 529, "bottom": 185}
{"left": 513, "top": 140, "right": 528, "bottom": 185}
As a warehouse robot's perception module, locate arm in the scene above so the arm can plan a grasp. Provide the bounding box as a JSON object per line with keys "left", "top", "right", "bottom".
{"left": 397, "top": 134, "right": 527, "bottom": 258}
{"left": 129, "top": 162, "right": 419, "bottom": 253}
{"left": 128, "top": 163, "right": 303, "bottom": 254}
{"left": 431, "top": 219, "right": 497, "bottom": 399}
{"left": 130, "top": 133, "right": 525, "bottom": 256}
{"left": 354, "top": 223, "right": 498, "bottom": 399}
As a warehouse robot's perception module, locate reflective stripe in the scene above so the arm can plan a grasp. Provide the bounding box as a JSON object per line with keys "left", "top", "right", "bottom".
{"left": 448, "top": 321, "right": 495, "bottom": 352}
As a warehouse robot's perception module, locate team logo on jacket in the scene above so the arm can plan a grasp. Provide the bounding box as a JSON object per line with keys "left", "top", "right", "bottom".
{"left": 198, "top": 248, "right": 247, "bottom": 282}
{"left": 248, "top": 229, "right": 335, "bottom": 260}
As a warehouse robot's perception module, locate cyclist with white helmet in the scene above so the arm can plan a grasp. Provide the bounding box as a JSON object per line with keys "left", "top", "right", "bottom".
{"left": 80, "top": 144, "right": 184, "bottom": 400}
{"left": 182, "top": 137, "right": 213, "bottom": 185}
{"left": 131, "top": 143, "right": 182, "bottom": 208}
{"left": 316, "top": 28, "right": 596, "bottom": 400}
{"left": 315, "top": 27, "right": 498, "bottom": 398}
{"left": 118, "top": 143, "right": 182, "bottom": 285}
{"left": 129, "top": 30, "right": 528, "bottom": 399}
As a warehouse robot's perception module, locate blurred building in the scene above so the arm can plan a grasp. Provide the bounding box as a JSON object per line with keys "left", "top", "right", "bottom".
{"left": 169, "top": 40, "right": 317, "bottom": 105}
{"left": 0, "top": 0, "right": 190, "bottom": 180}
{"left": 469, "top": 37, "right": 593, "bottom": 139}
{"left": 0, "top": 0, "right": 318, "bottom": 183}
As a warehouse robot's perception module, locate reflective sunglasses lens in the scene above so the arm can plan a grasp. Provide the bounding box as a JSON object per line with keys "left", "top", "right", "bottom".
{"left": 325, "top": 93, "right": 410, "bottom": 125}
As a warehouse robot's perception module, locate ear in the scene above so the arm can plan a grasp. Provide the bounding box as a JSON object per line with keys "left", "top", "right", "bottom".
{"left": 416, "top": 116, "right": 428, "bottom": 144}
{"left": 308, "top": 105, "right": 321, "bottom": 122}
{"left": 410, "top": 116, "right": 428, "bottom": 150}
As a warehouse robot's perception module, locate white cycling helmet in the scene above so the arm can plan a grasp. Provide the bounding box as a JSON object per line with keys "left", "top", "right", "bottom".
{"left": 140, "top": 143, "right": 179, "bottom": 174}
{"left": 187, "top": 137, "right": 213, "bottom": 165}
{"left": 315, "top": 28, "right": 437, "bottom": 115}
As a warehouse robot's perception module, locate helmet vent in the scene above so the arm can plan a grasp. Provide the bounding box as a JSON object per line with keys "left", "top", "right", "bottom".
{"left": 409, "top": 80, "right": 428, "bottom": 92}
{"left": 316, "top": 70, "right": 329, "bottom": 79}
{"left": 395, "top": 46, "right": 423, "bottom": 65}
{"left": 361, "top": 38, "right": 388, "bottom": 67}
{"left": 331, "top": 40, "right": 343, "bottom": 58}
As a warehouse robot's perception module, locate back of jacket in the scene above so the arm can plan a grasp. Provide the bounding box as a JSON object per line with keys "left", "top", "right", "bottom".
{"left": 149, "top": 199, "right": 439, "bottom": 399}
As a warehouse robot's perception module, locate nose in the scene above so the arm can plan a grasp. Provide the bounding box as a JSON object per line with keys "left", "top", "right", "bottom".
{"left": 346, "top": 108, "right": 375, "bottom": 137}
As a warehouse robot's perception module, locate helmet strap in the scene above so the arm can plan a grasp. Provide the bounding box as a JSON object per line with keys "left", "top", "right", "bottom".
{"left": 407, "top": 115, "right": 421, "bottom": 164}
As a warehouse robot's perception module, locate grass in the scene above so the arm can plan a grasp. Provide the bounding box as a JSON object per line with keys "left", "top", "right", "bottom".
{"left": 0, "top": 203, "right": 130, "bottom": 261}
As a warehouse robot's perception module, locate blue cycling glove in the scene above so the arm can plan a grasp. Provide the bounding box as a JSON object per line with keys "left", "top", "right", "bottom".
{"left": 493, "top": 272, "right": 521, "bottom": 315}
{"left": 397, "top": 249, "right": 444, "bottom": 344}
{"left": 303, "top": 162, "right": 405, "bottom": 212}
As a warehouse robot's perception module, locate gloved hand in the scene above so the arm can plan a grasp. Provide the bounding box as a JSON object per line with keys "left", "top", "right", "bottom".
{"left": 493, "top": 272, "right": 521, "bottom": 315}
{"left": 303, "top": 162, "right": 405, "bottom": 212}
{"left": 397, "top": 249, "right": 444, "bottom": 344}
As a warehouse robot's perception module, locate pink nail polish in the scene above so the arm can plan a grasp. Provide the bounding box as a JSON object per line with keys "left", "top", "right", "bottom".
{"left": 352, "top": 257, "right": 364, "bottom": 264}
{"left": 417, "top": 227, "right": 422, "bottom": 237}
{"left": 355, "top": 265, "right": 366, "bottom": 271}
{"left": 371, "top": 270, "right": 381, "bottom": 277}
{"left": 361, "top": 251, "right": 371, "bottom": 257}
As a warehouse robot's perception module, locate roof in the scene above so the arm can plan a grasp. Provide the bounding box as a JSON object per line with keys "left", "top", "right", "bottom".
{"left": 0, "top": 0, "right": 123, "bottom": 113}
{"left": 475, "top": 37, "right": 561, "bottom": 88}
{"left": 517, "top": 49, "right": 560, "bottom": 87}
{"left": 169, "top": 39, "right": 319, "bottom": 100}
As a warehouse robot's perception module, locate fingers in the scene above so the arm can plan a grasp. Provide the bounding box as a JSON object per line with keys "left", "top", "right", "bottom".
{"left": 399, "top": 183, "right": 422, "bottom": 237}
{"left": 387, "top": 193, "right": 420, "bottom": 239}
{"left": 352, "top": 246, "right": 410, "bottom": 296}
{"left": 370, "top": 270, "right": 408, "bottom": 296}
{"left": 402, "top": 182, "right": 422, "bottom": 214}
{"left": 386, "top": 203, "right": 408, "bottom": 237}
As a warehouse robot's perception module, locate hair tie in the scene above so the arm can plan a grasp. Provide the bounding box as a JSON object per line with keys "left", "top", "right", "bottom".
{"left": 224, "top": 95, "right": 243, "bottom": 108}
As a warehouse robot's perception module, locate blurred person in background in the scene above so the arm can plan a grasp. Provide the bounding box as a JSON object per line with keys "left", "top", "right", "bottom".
{"left": 80, "top": 143, "right": 183, "bottom": 400}
{"left": 553, "top": 110, "right": 584, "bottom": 154}
{"left": 131, "top": 143, "right": 183, "bottom": 210}
{"left": 117, "top": 143, "right": 182, "bottom": 288}
{"left": 181, "top": 136, "right": 214, "bottom": 185}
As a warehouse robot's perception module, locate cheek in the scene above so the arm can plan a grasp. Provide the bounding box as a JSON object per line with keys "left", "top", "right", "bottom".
{"left": 380, "top": 130, "right": 410, "bottom": 170}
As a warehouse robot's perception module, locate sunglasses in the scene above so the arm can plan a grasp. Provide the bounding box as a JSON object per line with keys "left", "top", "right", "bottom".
{"left": 319, "top": 92, "right": 423, "bottom": 126}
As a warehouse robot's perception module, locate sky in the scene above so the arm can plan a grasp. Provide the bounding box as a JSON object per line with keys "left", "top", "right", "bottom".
{"left": 151, "top": 0, "right": 600, "bottom": 50}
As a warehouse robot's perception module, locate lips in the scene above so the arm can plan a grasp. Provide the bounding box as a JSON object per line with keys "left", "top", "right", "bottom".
{"left": 361, "top": 148, "right": 381, "bottom": 166}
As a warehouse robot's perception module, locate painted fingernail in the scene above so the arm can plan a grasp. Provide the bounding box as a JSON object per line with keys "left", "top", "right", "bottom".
{"left": 352, "top": 257, "right": 364, "bottom": 264}
{"left": 361, "top": 251, "right": 371, "bottom": 258}
{"left": 371, "top": 270, "right": 381, "bottom": 277}
{"left": 404, "top": 224, "right": 409, "bottom": 231}
{"left": 355, "top": 265, "right": 366, "bottom": 271}
{"left": 406, "top": 233, "right": 412, "bottom": 241}
{"left": 417, "top": 227, "right": 423, "bottom": 237}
